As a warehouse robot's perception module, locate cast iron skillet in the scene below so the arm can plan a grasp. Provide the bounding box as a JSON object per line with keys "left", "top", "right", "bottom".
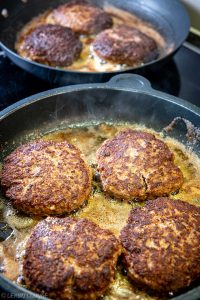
{"left": 0, "top": 0, "right": 190, "bottom": 85}
{"left": 0, "top": 74, "right": 200, "bottom": 300}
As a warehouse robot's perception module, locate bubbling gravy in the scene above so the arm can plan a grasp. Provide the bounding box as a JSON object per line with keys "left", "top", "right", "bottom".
{"left": 0, "top": 123, "right": 200, "bottom": 300}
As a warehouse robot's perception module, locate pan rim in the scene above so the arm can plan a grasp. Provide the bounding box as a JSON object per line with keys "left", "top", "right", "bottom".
{"left": 0, "top": 272, "right": 199, "bottom": 300}
{"left": 1, "top": 76, "right": 200, "bottom": 121}
{"left": 0, "top": 41, "right": 181, "bottom": 75}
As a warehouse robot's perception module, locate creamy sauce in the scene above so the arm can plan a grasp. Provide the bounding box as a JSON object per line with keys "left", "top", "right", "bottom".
{"left": 0, "top": 123, "right": 200, "bottom": 300}
{"left": 15, "top": 6, "right": 169, "bottom": 72}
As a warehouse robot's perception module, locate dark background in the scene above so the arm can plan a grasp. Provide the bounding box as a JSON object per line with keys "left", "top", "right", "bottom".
{"left": 0, "top": 44, "right": 200, "bottom": 111}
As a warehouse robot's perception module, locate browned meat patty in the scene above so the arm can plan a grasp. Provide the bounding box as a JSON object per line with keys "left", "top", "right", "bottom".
{"left": 1, "top": 140, "right": 92, "bottom": 216}
{"left": 46, "top": 0, "right": 113, "bottom": 35}
{"left": 120, "top": 197, "right": 200, "bottom": 294}
{"left": 96, "top": 129, "right": 183, "bottom": 201}
{"left": 23, "top": 217, "right": 121, "bottom": 299}
{"left": 92, "top": 25, "right": 158, "bottom": 66}
{"left": 21, "top": 24, "right": 82, "bottom": 66}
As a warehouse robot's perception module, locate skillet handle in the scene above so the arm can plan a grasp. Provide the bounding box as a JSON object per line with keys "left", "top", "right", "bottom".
{"left": 107, "top": 74, "right": 152, "bottom": 91}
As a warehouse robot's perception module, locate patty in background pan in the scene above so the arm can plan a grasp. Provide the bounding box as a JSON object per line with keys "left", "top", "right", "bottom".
{"left": 47, "top": 0, "right": 113, "bottom": 35}
{"left": 23, "top": 217, "right": 121, "bottom": 300}
{"left": 1, "top": 140, "right": 92, "bottom": 216}
{"left": 96, "top": 129, "right": 183, "bottom": 200}
{"left": 21, "top": 24, "right": 82, "bottom": 66}
{"left": 92, "top": 25, "right": 158, "bottom": 66}
{"left": 120, "top": 197, "right": 200, "bottom": 294}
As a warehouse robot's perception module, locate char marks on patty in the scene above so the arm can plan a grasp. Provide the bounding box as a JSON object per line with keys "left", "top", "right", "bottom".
{"left": 96, "top": 129, "right": 183, "bottom": 200}
{"left": 1, "top": 140, "right": 92, "bottom": 215}
{"left": 21, "top": 24, "right": 82, "bottom": 66}
{"left": 120, "top": 197, "right": 200, "bottom": 293}
{"left": 92, "top": 25, "right": 158, "bottom": 66}
{"left": 23, "top": 217, "right": 121, "bottom": 299}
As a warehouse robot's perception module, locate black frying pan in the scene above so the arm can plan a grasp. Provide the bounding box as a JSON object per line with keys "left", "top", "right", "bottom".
{"left": 0, "top": 0, "right": 190, "bottom": 85}
{"left": 0, "top": 73, "right": 200, "bottom": 300}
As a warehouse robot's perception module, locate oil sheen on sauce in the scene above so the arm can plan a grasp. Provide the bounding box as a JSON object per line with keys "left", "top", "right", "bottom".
{"left": 0, "top": 123, "right": 200, "bottom": 300}
{"left": 15, "top": 6, "right": 170, "bottom": 72}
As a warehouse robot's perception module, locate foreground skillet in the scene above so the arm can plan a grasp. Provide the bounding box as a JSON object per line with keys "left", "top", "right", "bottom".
{"left": 0, "top": 74, "right": 200, "bottom": 299}
{"left": 0, "top": 0, "right": 190, "bottom": 85}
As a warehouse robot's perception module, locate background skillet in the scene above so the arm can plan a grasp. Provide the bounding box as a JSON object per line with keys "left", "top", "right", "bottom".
{"left": 0, "top": 0, "right": 189, "bottom": 85}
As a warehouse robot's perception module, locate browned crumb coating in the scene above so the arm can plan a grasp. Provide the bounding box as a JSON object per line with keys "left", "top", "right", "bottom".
{"left": 23, "top": 217, "right": 121, "bottom": 299}
{"left": 1, "top": 140, "right": 92, "bottom": 216}
{"left": 120, "top": 197, "right": 200, "bottom": 293}
{"left": 96, "top": 129, "right": 183, "bottom": 201}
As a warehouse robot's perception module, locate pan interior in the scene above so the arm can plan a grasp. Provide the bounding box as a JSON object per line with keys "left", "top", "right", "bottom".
{"left": 0, "top": 120, "right": 200, "bottom": 300}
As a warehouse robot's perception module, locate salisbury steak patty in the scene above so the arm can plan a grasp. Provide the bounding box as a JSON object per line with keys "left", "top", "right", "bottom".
{"left": 47, "top": 0, "right": 113, "bottom": 35}
{"left": 1, "top": 140, "right": 92, "bottom": 215}
{"left": 120, "top": 198, "right": 200, "bottom": 293}
{"left": 96, "top": 129, "right": 183, "bottom": 200}
{"left": 23, "top": 217, "right": 121, "bottom": 299}
{"left": 21, "top": 24, "right": 82, "bottom": 66}
{"left": 92, "top": 25, "right": 158, "bottom": 66}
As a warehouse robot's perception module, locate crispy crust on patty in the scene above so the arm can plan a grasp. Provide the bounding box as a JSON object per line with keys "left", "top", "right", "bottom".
{"left": 120, "top": 198, "right": 200, "bottom": 293}
{"left": 92, "top": 25, "right": 158, "bottom": 66}
{"left": 23, "top": 217, "right": 121, "bottom": 299}
{"left": 46, "top": 0, "right": 113, "bottom": 35}
{"left": 1, "top": 140, "right": 92, "bottom": 216}
{"left": 96, "top": 129, "right": 183, "bottom": 201}
{"left": 21, "top": 24, "right": 82, "bottom": 66}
